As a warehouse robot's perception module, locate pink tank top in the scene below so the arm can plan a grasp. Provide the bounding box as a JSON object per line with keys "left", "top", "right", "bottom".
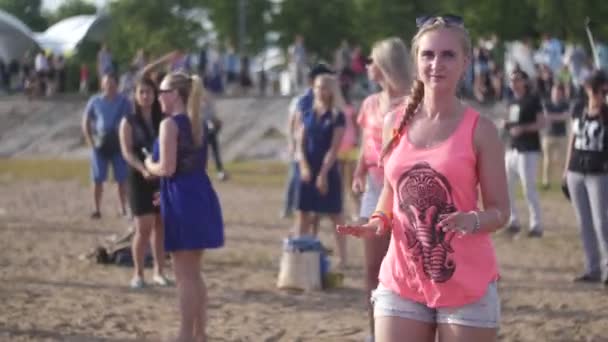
{"left": 379, "top": 107, "right": 499, "bottom": 308}
{"left": 357, "top": 94, "right": 406, "bottom": 182}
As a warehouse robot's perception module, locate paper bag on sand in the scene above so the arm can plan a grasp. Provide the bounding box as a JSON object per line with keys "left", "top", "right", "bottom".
{"left": 277, "top": 250, "right": 321, "bottom": 291}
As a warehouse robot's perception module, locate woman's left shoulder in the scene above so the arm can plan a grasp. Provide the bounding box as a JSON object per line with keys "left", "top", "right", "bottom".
{"left": 475, "top": 115, "right": 499, "bottom": 134}
{"left": 160, "top": 116, "right": 179, "bottom": 130}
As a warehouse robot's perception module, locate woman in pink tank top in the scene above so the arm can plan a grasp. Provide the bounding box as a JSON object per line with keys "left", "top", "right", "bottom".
{"left": 338, "top": 16, "right": 510, "bottom": 342}
{"left": 351, "top": 37, "right": 410, "bottom": 341}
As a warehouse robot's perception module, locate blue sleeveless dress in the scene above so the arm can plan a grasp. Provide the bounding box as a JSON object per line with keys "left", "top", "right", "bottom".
{"left": 153, "top": 114, "right": 224, "bottom": 252}
{"left": 296, "top": 109, "right": 345, "bottom": 214}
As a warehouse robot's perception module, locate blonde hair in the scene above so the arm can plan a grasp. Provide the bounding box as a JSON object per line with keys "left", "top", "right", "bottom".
{"left": 380, "top": 18, "right": 472, "bottom": 161}
{"left": 313, "top": 74, "right": 345, "bottom": 117}
{"left": 371, "top": 37, "right": 411, "bottom": 92}
{"left": 164, "top": 72, "right": 205, "bottom": 147}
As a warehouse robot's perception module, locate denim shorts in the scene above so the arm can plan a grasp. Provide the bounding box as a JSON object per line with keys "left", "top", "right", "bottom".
{"left": 371, "top": 282, "right": 500, "bottom": 328}
{"left": 91, "top": 149, "right": 128, "bottom": 183}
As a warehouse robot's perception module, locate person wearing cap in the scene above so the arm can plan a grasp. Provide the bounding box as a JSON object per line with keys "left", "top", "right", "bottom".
{"left": 281, "top": 64, "right": 333, "bottom": 222}
{"left": 503, "top": 69, "right": 545, "bottom": 238}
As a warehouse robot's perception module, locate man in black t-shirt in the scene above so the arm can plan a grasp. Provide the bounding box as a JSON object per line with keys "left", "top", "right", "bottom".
{"left": 541, "top": 83, "right": 570, "bottom": 188}
{"left": 503, "top": 70, "right": 544, "bottom": 237}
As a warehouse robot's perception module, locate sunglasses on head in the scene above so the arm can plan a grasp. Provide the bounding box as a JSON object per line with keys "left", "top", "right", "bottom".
{"left": 416, "top": 14, "right": 464, "bottom": 28}
{"left": 158, "top": 88, "right": 174, "bottom": 94}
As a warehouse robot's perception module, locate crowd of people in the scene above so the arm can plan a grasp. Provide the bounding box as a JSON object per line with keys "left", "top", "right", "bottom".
{"left": 279, "top": 15, "right": 608, "bottom": 342}
{"left": 18, "top": 11, "right": 599, "bottom": 342}
{"left": 0, "top": 50, "right": 68, "bottom": 97}
{"left": 81, "top": 47, "right": 227, "bottom": 341}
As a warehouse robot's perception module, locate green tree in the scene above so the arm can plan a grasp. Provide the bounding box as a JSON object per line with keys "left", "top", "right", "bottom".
{"left": 0, "top": 0, "right": 47, "bottom": 31}
{"left": 205, "top": 0, "right": 273, "bottom": 54}
{"left": 105, "top": 0, "right": 204, "bottom": 70}
{"left": 45, "top": 0, "right": 97, "bottom": 25}
{"left": 353, "top": 0, "right": 439, "bottom": 50}
{"left": 273, "top": 0, "right": 357, "bottom": 60}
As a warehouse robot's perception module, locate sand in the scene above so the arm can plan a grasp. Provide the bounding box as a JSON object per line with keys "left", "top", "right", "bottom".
{"left": 1, "top": 170, "right": 607, "bottom": 342}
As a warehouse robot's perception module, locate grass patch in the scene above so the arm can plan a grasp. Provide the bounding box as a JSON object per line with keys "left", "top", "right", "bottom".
{"left": 0, "top": 158, "right": 90, "bottom": 185}
{"left": 0, "top": 158, "right": 287, "bottom": 187}
{"left": 224, "top": 160, "right": 286, "bottom": 187}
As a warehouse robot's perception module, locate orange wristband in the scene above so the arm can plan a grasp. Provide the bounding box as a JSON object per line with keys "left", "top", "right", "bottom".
{"left": 371, "top": 211, "right": 393, "bottom": 233}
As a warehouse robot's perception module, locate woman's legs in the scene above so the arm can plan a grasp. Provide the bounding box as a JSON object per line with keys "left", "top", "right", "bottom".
{"left": 375, "top": 317, "right": 435, "bottom": 342}
{"left": 150, "top": 213, "right": 165, "bottom": 278}
{"left": 131, "top": 214, "right": 154, "bottom": 285}
{"left": 437, "top": 324, "right": 497, "bottom": 342}
{"left": 585, "top": 174, "right": 608, "bottom": 280}
{"left": 567, "top": 171, "right": 602, "bottom": 278}
{"left": 192, "top": 273, "right": 208, "bottom": 342}
{"left": 329, "top": 214, "right": 347, "bottom": 267}
{"left": 297, "top": 211, "right": 312, "bottom": 236}
{"left": 340, "top": 159, "right": 359, "bottom": 221}
{"left": 363, "top": 229, "right": 391, "bottom": 338}
{"left": 172, "top": 250, "right": 206, "bottom": 342}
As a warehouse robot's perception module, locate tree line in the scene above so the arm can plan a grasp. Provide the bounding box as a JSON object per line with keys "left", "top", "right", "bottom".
{"left": 2, "top": 0, "right": 608, "bottom": 68}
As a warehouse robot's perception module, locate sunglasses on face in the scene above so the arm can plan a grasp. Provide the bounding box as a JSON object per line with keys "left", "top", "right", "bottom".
{"left": 416, "top": 14, "right": 464, "bottom": 28}
{"left": 364, "top": 57, "right": 373, "bottom": 65}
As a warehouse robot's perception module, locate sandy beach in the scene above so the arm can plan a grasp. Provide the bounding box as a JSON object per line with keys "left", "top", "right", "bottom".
{"left": 0, "top": 160, "right": 607, "bottom": 342}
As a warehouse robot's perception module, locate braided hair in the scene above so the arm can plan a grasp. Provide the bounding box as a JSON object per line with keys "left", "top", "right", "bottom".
{"left": 379, "top": 17, "right": 472, "bottom": 162}
{"left": 380, "top": 80, "right": 424, "bottom": 161}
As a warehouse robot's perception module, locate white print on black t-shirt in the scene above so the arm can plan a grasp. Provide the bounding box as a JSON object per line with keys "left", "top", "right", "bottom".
{"left": 508, "top": 104, "right": 520, "bottom": 123}
{"left": 573, "top": 118, "right": 605, "bottom": 152}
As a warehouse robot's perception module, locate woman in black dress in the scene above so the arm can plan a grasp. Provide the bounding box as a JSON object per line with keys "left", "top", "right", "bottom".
{"left": 119, "top": 77, "right": 169, "bottom": 288}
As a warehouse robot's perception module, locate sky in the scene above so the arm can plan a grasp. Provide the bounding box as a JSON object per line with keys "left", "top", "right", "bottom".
{"left": 42, "top": 0, "right": 109, "bottom": 11}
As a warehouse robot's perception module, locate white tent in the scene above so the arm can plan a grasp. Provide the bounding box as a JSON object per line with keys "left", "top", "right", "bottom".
{"left": 0, "top": 11, "right": 110, "bottom": 62}
{"left": 35, "top": 14, "right": 110, "bottom": 56}
{"left": 0, "top": 9, "right": 40, "bottom": 62}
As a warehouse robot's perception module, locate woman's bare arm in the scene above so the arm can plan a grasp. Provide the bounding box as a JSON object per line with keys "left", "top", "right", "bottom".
{"left": 474, "top": 116, "right": 510, "bottom": 232}
{"left": 371, "top": 110, "right": 397, "bottom": 215}
{"left": 145, "top": 119, "right": 178, "bottom": 177}
{"left": 119, "top": 118, "right": 147, "bottom": 175}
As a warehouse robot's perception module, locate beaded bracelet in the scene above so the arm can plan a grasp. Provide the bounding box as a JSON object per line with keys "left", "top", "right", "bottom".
{"left": 469, "top": 211, "right": 481, "bottom": 234}
{"left": 371, "top": 211, "right": 393, "bottom": 233}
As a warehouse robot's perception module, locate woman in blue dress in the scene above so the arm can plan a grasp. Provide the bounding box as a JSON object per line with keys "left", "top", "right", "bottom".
{"left": 145, "top": 71, "right": 224, "bottom": 342}
{"left": 296, "top": 74, "right": 348, "bottom": 267}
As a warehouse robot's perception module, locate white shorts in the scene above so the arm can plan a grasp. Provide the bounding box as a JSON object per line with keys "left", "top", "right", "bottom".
{"left": 372, "top": 282, "right": 500, "bottom": 328}
{"left": 359, "top": 174, "right": 383, "bottom": 219}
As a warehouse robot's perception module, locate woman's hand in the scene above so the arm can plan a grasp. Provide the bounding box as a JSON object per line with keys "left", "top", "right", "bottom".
{"left": 152, "top": 192, "right": 161, "bottom": 206}
{"left": 337, "top": 217, "right": 387, "bottom": 238}
{"left": 141, "top": 168, "right": 155, "bottom": 180}
{"left": 144, "top": 156, "right": 154, "bottom": 170}
{"left": 316, "top": 173, "right": 328, "bottom": 195}
{"left": 509, "top": 126, "right": 524, "bottom": 137}
{"left": 300, "top": 166, "right": 312, "bottom": 183}
{"left": 437, "top": 212, "right": 478, "bottom": 235}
